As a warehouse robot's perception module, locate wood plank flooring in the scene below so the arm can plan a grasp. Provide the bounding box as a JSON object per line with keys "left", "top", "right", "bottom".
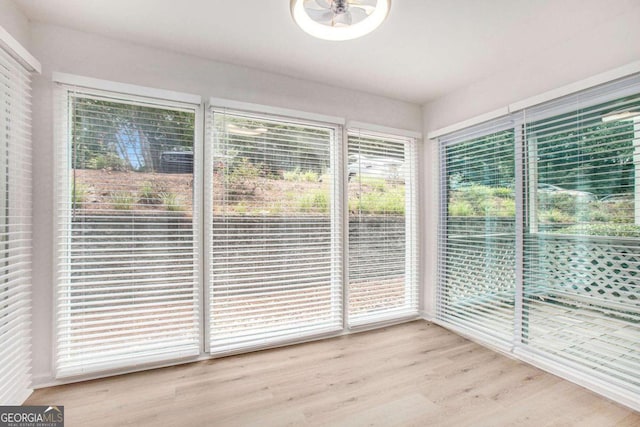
{"left": 26, "top": 321, "right": 639, "bottom": 426}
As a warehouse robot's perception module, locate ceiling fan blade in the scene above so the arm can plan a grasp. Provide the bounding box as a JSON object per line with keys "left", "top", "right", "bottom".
{"left": 304, "top": 0, "right": 321, "bottom": 8}
{"left": 315, "top": 0, "right": 332, "bottom": 9}
{"left": 349, "top": 6, "right": 369, "bottom": 24}
{"left": 306, "top": 8, "right": 334, "bottom": 23}
{"left": 350, "top": 0, "right": 377, "bottom": 6}
{"left": 334, "top": 11, "right": 353, "bottom": 26}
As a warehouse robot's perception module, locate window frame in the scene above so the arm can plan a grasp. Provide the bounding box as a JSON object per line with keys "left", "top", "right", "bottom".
{"left": 47, "top": 79, "right": 423, "bottom": 383}
{"left": 53, "top": 75, "right": 205, "bottom": 378}
{"left": 434, "top": 70, "right": 640, "bottom": 411}
{"left": 346, "top": 127, "right": 420, "bottom": 327}
{"left": 206, "top": 103, "right": 345, "bottom": 354}
{"left": 0, "top": 27, "right": 39, "bottom": 404}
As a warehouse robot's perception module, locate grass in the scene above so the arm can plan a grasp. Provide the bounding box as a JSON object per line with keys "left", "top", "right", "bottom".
{"left": 299, "top": 190, "right": 329, "bottom": 213}
{"left": 111, "top": 191, "right": 135, "bottom": 210}
{"left": 283, "top": 168, "right": 319, "bottom": 182}
{"left": 448, "top": 185, "right": 515, "bottom": 218}
{"left": 139, "top": 181, "right": 165, "bottom": 205}
{"left": 350, "top": 186, "right": 405, "bottom": 214}
{"left": 71, "top": 182, "right": 89, "bottom": 207}
{"left": 160, "top": 192, "right": 184, "bottom": 212}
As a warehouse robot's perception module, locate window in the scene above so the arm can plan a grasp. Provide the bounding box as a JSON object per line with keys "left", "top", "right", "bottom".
{"left": 347, "top": 130, "right": 418, "bottom": 325}
{"left": 437, "top": 72, "right": 640, "bottom": 402}
{"left": 55, "top": 85, "right": 201, "bottom": 377}
{"left": 53, "top": 79, "right": 421, "bottom": 378}
{"left": 523, "top": 75, "right": 640, "bottom": 394}
{"left": 0, "top": 43, "right": 35, "bottom": 404}
{"left": 438, "top": 119, "right": 516, "bottom": 344}
{"left": 209, "top": 108, "right": 343, "bottom": 353}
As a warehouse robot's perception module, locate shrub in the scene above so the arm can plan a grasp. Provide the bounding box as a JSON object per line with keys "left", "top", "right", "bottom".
{"left": 283, "top": 168, "right": 319, "bottom": 182}
{"left": 299, "top": 190, "right": 329, "bottom": 213}
{"left": 160, "top": 192, "right": 184, "bottom": 212}
{"left": 493, "top": 187, "right": 514, "bottom": 198}
{"left": 71, "top": 182, "right": 89, "bottom": 208}
{"left": 139, "top": 181, "right": 165, "bottom": 205}
{"left": 351, "top": 187, "right": 404, "bottom": 214}
{"left": 87, "top": 153, "right": 129, "bottom": 171}
{"left": 227, "top": 158, "right": 263, "bottom": 198}
{"left": 301, "top": 170, "right": 319, "bottom": 182}
{"left": 538, "top": 209, "right": 573, "bottom": 223}
{"left": 447, "top": 184, "right": 514, "bottom": 217}
{"left": 358, "top": 176, "right": 386, "bottom": 192}
{"left": 449, "top": 200, "right": 473, "bottom": 216}
{"left": 111, "top": 191, "right": 135, "bottom": 210}
{"left": 233, "top": 203, "right": 247, "bottom": 214}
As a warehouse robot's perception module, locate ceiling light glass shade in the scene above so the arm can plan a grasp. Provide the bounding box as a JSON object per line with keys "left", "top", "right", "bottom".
{"left": 291, "top": 0, "right": 391, "bottom": 41}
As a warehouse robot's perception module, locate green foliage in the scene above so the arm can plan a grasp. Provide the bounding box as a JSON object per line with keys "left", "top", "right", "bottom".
{"left": 283, "top": 168, "right": 319, "bottom": 182}
{"left": 553, "top": 223, "right": 640, "bottom": 238}
{"left": 299, "top": 190, "right": 329, "bottom": 213}
{"left": 138, "top": 181, "right": 165, "bottom": 205}
{"left": 534, "top": 117, "right": 635, "bottom": 199}
{"left": 111, "top": 191, "right": 135, "bottom": 210}
{"left": 233, "top": 203, "right": 247, "bottom": 214}
{"left": 448, "top": 185, "right": 514, "bottom": 217}
{"left": 86, "top": 153, "right": 129, "bottom": 171}
{"left": 227, "top": 158, "right": 263, "bottom": 198}
{"left": 358, "top": 176, "right": 386, "bottom": 192}
{"left": 71, "top": 182, "right": 89, "bottom": 207}
{"left": 72, "top": 97, "right": 194, "bottom": 171}
{"left": 445, "top": 130, "right": 515, "bottom": 188}
{"left": 351, "top": 186, "right": 405, "bottom": 214}
{"left": 160, "top": 192, "right": 183, "bottom": 212}
{"left": 538, "top": 209, "right": 573, "bottom": 223}
{"left": 448, "top": 200, "right": 473, "bottom": 216}
{"left": 217, "top": 116, "right": 329, "bottom": 179}
{"left": 598, "top": 199, "right": 634, "bottom": 224}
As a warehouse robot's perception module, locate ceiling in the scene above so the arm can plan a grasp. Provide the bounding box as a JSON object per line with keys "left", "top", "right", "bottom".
{"left": 16, "top": 0, "right": 640, "bottom": 104}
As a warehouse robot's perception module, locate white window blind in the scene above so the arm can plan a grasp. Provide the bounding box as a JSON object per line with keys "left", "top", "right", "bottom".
{"left": 55, "top": 86, "right": 201, "bottom": 377}
{"left": 347, "top": 130, "right": 418, "bottom": 326}
{"left": 437, "top": 119, "right": 516, "bottom": 345}
{"left": 209, "top": 109, "right": 343, "bottom": 353}
{"left": 522, "top": 74, "right": 640, "bottom": 395}
{"left": 437, "top": 73, "right": 640, "bottom": 407}
{"left": 0, "top": 45, "right": 34, "bottom": 404}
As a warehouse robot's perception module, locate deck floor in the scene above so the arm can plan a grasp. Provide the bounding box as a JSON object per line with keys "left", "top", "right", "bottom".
{"left": 27, "top": 320, "right": 639, "bottom": 426}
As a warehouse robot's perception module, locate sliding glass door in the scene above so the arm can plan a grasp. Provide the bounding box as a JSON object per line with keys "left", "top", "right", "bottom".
{"left": 438, "top": 73, "right": 640, "bottom": 397}
{"left": 438, "top": 120, "right": 516, "bottom": 345}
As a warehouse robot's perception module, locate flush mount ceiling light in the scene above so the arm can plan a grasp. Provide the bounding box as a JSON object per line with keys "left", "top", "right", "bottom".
{"left": 291, "top": 0, "right": 391, "bottom": 41}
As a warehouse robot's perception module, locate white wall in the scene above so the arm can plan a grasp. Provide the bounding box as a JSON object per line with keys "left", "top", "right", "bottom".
{"left": 420, "top": 5, "right": 640, "bottom": 317}
{"left": 0, "top": 0, "right": 30, "bottom": 48}
{"left": 28, "top": 22, "right": 423, "bottom": 385}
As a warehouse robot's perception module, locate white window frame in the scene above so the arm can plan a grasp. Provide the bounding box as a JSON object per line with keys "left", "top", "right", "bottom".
{"left": 0, "top": 25, "right": 40, "bottom": 405}
{"left": 206, "top": 101, "right": 345, "bottom": 355}
{"left": 346, "top": 125, "right": 421, "bottom": 328}
{"left": 432, "top": 63, "right": 640, "bottom": 412}
{"left": 44, "top": 82, "right": 423, "bottom": 384}
{"left": 53, "top": 74, "right": 205, "bottom": 379}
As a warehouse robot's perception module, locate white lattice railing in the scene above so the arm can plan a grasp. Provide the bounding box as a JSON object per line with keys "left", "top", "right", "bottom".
{"left": 526, "top": 234, "right": 640, "bottom": 305}
{"left": 442, "top": 235, "right": 516, "bottom": 305}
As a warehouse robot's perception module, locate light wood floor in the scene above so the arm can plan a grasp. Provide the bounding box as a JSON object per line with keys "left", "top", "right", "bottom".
{"left": 27, "top": 321, "right": 639, "bottom": 426}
